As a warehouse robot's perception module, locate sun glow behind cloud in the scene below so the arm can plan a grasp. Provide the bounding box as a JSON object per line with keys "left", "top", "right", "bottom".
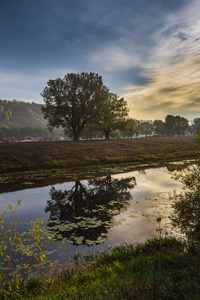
{"left": 123, "top": 1, "right": 200, "bottom": 120}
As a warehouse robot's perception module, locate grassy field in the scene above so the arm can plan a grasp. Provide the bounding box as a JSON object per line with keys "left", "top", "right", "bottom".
{"left": 0, "top": 136, "right": 199, "bottom": 174}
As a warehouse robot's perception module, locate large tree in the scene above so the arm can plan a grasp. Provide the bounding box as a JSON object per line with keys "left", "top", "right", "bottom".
{"left": 41, "top": 72, "right": 109, "bottom": 141}
{"left": 165, "top": 115, "right": 189, "bottom": 137}
{"left": 174, "top": 116, "right": 189, "bottom": 137}
{"left": 165, "top": 115, "right": 176, "bottom": 136}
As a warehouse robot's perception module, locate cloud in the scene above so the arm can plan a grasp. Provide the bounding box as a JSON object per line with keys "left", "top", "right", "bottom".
{"left": 118, "top": 0, "right": 200, "bottom": 120}
{"left": 88, "top": 46, "right": 141, "bottom": 72}
{"left": 124, "top": 45, "right": 200, "bottom": 119}
{"left": 0, "top": 0, "right": 199, "bottom": 121}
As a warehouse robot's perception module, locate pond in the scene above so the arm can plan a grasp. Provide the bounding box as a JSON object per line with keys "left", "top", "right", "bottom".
{"left": 0, "top": 166, "right": 183, "bottom": 264}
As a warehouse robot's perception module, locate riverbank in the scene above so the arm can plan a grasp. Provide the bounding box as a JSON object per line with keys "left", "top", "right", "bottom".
{"left": 0, "top": 136, "right": 199, "bottom": 193}
{"left": 0, "top": 136, "right": 199, "bottom": 174}
{"left": 1, "top": 237, "right": 200, "bottom": 299}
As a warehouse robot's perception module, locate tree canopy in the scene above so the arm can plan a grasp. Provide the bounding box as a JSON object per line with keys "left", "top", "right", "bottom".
{"left": 96, "top": 93, "right": 129, "bottom": 140}
{"left": 41, "top": 72, "right": 109, "bottom": 141}
{"left": 165, "top": 115, "right": 189, "bottom": 137}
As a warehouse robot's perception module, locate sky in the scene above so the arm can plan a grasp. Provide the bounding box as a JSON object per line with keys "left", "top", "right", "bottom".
{"left": 1, "top": 0, "right": 200, "bottom": 121}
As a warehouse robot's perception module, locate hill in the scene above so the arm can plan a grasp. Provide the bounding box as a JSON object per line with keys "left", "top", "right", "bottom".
{"left": 0, "top": 99, "right": 47, "bottom": 127}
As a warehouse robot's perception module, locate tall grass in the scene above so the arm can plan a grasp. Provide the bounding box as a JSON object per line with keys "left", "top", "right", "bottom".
{"left": 1, "top": 237, "right": 200, "bottom": 299}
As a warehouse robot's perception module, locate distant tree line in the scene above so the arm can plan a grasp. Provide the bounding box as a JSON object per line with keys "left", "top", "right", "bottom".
{"left": 0, "top": 126, "right": 66, "bottom": 142}
{"left": 0, "top": 115, "right": 199, "bottom": 142}
{"left": 78, "top": 115, "right": 200, "bottom": 140}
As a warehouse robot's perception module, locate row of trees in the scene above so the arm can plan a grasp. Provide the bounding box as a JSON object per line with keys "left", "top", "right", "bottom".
{"left": 1, "top": 115, "right": 199, "bottom": 142}
{"left": 79, "top": 115, "right": 199, "bottom": 140}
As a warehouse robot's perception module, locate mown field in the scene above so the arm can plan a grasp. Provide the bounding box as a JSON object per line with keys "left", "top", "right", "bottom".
{"left": 0, "top": 136, "right": 199, "bottom": 174}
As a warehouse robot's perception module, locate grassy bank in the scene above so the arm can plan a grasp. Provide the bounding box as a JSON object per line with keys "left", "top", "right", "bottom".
{"left": 0, "top": 136, "right": 199, "bottom": 174}
{"left": 1, "top": 237, "right": 200, "bottom": 299}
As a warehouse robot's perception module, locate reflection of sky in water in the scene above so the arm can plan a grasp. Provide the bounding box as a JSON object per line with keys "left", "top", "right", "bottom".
{"left": 0, "top": 167, "right": 183, "bottom": 261}
{"left": 110, "top": 167, "right": 183, "bottom": 244}
{"left": 114, "top": 167, "right": 182, "bottom": 199}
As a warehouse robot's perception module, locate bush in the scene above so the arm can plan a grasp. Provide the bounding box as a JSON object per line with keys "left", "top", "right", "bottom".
{"left": 0, "top": 201, "right": 57, "bottom": 297}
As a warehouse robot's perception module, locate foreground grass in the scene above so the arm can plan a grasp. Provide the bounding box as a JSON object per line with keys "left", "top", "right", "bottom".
{"left": 0, "top": 136, "right": 199, "bottom": 174}
{"left": 1, "top": 237, "right": 200, "bottom": 299}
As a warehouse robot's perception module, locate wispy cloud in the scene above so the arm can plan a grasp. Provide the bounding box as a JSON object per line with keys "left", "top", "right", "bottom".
{"left": 120, "top": 1, "right": 200, "bottom": 120}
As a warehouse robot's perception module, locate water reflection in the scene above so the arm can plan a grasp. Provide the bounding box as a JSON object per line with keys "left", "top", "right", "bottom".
{"left": 45, "top": 176, "right": 136, "bottom": 246}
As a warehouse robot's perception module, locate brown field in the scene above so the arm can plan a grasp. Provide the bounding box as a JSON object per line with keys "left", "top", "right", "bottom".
{"left": 0, "top": 136, "right": 199, "bottom": 175}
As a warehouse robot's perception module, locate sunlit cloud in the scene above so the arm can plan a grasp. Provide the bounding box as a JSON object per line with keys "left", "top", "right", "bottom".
{"left": 122, "top": 1, "right": 200, "bottom": 121}
{"left": 125, "top": 57, "right": 200, "bottom": 120}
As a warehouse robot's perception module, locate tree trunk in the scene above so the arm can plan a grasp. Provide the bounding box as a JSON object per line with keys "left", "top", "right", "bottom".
{"left": 105, "top": 131, "right": 110, "bottom": 140}
{"left": 73, "top": 131, "right": 80, "bottom": 141}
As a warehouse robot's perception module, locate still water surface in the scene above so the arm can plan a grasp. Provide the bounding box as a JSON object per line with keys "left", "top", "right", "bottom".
{"left": 0, "top": 167, "right": 183, "bottom": 262}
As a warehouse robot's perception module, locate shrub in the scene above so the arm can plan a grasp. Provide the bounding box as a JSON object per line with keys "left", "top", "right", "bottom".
{"left": 0, "top": 201, "right": 56, "bottom": 297}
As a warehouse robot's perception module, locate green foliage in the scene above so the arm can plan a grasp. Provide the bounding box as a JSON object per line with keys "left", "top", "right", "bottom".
{"left": 196, "top": 127, "right": 200, "bottom": 146}
{"left": 2, "top": 237, "right": 200, "bottom": 299}
{"left": 121, "top": 118, "right": 135, "bottom": 138}
{"left": 0, "top": 201, "right": 57, "bottom": 297}
{"left": 0, "top": 125, "right": 66, "bottom": 142}
{"left": 165, "top": 115, "right": 189, "bottom": 137}
{"left": 191, "top": 118, "right": 200, "bottom": 135}
{"left": 0, "top": 99, "right": 46, "bottom": 128}
{"left": 80, "top": 123, "right": 102, "bottom": 140}
{"left": 96, "top": 93, "right": 129, "bottom": 140}
{"left": 140, "top": 121, "right": 154, "bottom": 137}
{"left": 153, "top": 119, "right": 165, "bottom": 136}
{"left": 41, "top": 72, "right": 109, "bottom": 141}
{"left": 170, "top": 164, "right": 200, "bottom": 252}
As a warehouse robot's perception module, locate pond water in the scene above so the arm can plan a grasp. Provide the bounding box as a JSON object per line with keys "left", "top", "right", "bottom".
{"left": 0, "top": 166, "right": 183, "bottom": 264}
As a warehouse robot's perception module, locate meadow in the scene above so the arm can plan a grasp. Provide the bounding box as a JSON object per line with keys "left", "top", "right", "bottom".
{"left": 0, "top": 136, "right": 199, "bottom": 175}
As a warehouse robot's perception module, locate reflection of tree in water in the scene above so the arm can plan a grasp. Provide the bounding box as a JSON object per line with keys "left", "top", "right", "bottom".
{"left": 45, "top": 176, "right": 136, "bottom": 246}
{"left": 138, "top": 169, "right": 146, "bottom": 176}
{"left": 171, "top": 164, "right": 200, "bottom": 245}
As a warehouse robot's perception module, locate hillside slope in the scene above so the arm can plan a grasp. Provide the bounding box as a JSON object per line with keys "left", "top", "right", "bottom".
{"left": 0, "top": 99, "right": 47, "bottom": 127}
